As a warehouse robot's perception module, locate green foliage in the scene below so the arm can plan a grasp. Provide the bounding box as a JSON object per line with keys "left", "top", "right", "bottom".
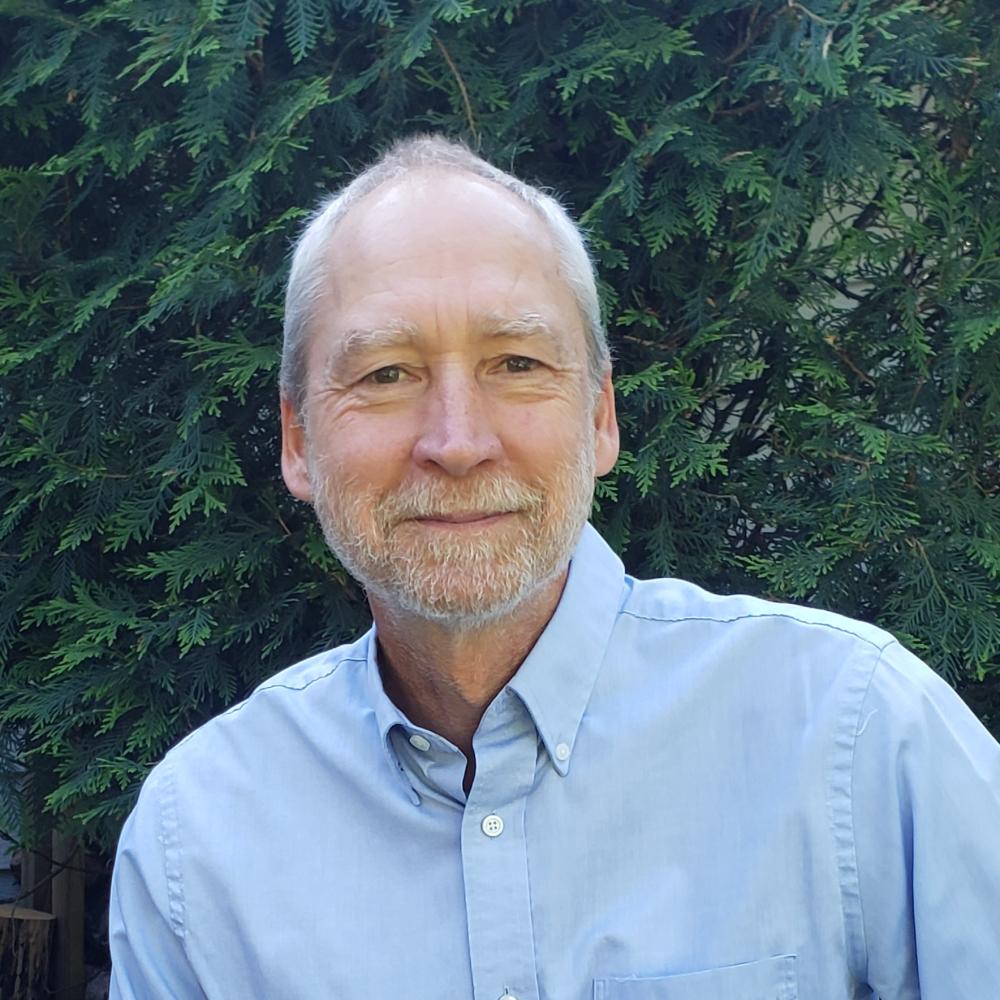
{"left": 1, "top": 0, "right": 998, "bottom": 853}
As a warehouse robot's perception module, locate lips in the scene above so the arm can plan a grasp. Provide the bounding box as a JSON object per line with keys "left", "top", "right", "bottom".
{"left": 412, "top": 511, "right": 511, "bottom": 524}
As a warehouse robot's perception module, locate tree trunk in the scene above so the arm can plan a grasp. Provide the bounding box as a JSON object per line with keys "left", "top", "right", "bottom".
{"left": 50, "top": 833, "right": 86, "bottom": 1000}
{"left": 0, "top": 902, "right": 55, "bottom": 999}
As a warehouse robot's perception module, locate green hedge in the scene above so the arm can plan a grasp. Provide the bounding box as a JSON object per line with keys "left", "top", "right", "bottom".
{"left": 1, "top": 0, "right": 998, "bottom": 852}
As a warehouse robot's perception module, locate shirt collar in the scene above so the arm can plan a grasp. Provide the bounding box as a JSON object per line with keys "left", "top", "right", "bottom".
{"left": 364, "top": 522, "right": 626, "bottom": 787}
{"left": 364, "top": 629, "right": 422, "bottom": 804}
{"left": 506, "top": 522, "right": 625, "bottom": 775}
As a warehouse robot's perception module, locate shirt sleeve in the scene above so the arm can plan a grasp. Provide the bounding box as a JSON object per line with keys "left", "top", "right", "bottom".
{"left": 851, "top": 640, "right": 1000, "bottom": 998}
{"left": 108, "top": 761, "right": 207, "bottom": 1000}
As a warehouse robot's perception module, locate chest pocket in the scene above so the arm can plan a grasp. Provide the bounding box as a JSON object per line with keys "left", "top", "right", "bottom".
{"left": 593, "top": 954, "right": 797, "bottom": 1000}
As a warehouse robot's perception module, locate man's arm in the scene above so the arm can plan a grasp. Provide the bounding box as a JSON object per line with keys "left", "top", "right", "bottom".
{"left": 851, "top": 641, "right": 1000, "bottom": 998}
{"left": 109, "top": 763, "right": 207, "bottom": 1000}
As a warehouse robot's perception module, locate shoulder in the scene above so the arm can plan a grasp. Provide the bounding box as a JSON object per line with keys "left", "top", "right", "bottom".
{"left": 165, "top": 632, "right": 371, "bottom": 769}
{"left": 615, "top": 573, "right": 992, "bottom": 753}
{"left": 606, "top": 574, "right": 923, "bottom": 736}
{"left": 124, "top": 632, "right": 376, "bottom": 852}
{"left": 620, "top": 573, "right": 895, "bottom": 653}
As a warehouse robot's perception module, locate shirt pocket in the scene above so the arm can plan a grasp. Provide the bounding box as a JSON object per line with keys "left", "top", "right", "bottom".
{"left": 593, "top": 954, "right": 797, "bottom": 1000}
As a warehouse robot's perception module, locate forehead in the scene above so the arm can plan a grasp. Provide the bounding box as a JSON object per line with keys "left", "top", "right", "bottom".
{"left": 313, "top": 170, "right": 584, "bottom": 350}
{"left": 333, "top": 168, "right": 556, "bottom": 265}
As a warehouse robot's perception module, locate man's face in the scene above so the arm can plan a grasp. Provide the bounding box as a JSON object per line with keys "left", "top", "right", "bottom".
{"left": 281, "top": 170, "right": 619, "bottom": 627}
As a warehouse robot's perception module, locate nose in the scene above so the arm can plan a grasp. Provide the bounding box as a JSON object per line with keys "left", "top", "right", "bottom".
{"left": 411, "top": 368, "right": 503, "bottom": 476}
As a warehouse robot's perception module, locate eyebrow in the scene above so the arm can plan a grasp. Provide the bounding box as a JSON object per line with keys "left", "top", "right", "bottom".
{"left": 477, "top": 312, "right": 562, "bottom": 346}
{"left": 324, "top": 320, "right": 420, "bottom": 378}
{"left": 325, "top": 311, "right": 570, "bottom": 378}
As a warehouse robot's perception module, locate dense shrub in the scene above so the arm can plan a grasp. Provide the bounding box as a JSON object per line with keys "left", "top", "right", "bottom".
{"left": 1, "top": 0, "right": 998, "bottom": 852}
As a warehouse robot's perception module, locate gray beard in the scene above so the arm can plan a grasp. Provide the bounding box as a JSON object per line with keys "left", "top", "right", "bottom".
{"left": 308, "top": 447, "right": 596, "bottom": 630}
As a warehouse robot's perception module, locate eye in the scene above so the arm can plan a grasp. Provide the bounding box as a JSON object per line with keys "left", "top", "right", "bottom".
{"left": 503, "top": 356, "right": 541, "bottom": 373}
{"left": 366, "top": 365, "right": 404, "bottom": 384}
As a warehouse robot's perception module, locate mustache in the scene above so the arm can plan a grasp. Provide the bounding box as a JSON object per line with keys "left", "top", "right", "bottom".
{"left": 374, "top": 475, "right": 545, "bottom": 526}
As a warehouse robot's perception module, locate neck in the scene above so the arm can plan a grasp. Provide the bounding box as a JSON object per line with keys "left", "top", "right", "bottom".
{"left": 370, "top": 571, "right": 567, "bottom": 786}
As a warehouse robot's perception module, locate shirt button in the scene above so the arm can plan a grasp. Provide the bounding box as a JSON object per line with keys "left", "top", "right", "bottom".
{"left": 408, "top": 733, "right": 431, "bottom": 751}
{"left": 555, "top": 742, "right": 570, "bottom": 761}
{"left": 481, "top": 814, "right": 504, "bottom": 837}
{"left": 499, "top": 995, "right": 518, "bottom": 1000}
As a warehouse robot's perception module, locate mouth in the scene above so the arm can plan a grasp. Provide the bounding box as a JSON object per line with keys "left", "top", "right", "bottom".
{"left": 410, "top": 511, "right": 514, "bottom": 528}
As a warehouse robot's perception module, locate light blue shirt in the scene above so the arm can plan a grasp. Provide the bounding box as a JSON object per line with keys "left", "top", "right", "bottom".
{"left": 109, "top": 524, "right": 1000, "bottom": 999}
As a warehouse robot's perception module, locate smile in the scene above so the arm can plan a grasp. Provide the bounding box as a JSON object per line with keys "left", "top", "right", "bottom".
{"left": 410, "top": 511, "right": 513, "bottom": 527}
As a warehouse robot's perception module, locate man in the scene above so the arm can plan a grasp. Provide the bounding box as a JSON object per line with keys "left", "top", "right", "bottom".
{"left": 110, "top": 136, "right": 1000, "bottom": 999}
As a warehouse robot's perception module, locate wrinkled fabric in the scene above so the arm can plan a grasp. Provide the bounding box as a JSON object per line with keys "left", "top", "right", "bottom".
{"left": 110, "top": 523, "right": 1000, "bottom": 1000}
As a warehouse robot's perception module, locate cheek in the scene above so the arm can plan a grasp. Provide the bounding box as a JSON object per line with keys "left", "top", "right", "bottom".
{"left": 318, "top": 419, "right": 414, "bottom": 485}
{"left": 498, "top": 400, "right": 592, "bottom": 458}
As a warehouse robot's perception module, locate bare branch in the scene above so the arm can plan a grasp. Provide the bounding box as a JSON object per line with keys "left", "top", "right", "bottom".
{"left": 434, "top": 37, "right": 479, "bottom": 145}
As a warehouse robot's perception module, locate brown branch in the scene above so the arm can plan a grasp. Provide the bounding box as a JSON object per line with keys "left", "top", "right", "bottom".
{"left": 787, "top": 0, "right": 836, "bottom": 26}
{"left": 721, "top": 3, "right": 771, "bottom": 65}
{"left": 434, "top": 36, "right": 479, "bottom": 144}
{"left": 617, "top": 332, "right": 666, "bottom": 350}
{"left": 834, "top": 347, "right": 876, "bottom": 386}
{"left": 715, "top": 98, "right": 766, "bottom": 118}
{"left": 909, "top": 374, "right": 928, "bottom": 409}
{"left": 824, "top": 336, "right": 875, "bottom": 385}
{"left": 825, "top": 450, "right": 872, "bottom": 468}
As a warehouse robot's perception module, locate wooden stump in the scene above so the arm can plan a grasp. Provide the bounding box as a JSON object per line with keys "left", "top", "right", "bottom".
{"left": 0, "top": 902, "right": 55, "bottom": 999}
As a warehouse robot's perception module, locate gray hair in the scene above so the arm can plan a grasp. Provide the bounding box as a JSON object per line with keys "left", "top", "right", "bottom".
{"left": 280, "top": 135, "right": 609, "bottom": 414}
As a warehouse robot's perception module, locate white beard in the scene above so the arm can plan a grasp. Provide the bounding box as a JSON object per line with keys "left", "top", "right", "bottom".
{"left": 308, "top": 433, "right": 596, "bottom": 629}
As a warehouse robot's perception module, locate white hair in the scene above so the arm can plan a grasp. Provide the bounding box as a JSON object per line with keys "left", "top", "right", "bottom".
{"left": 280, "top": 135, "right": 609, "bottom": 412}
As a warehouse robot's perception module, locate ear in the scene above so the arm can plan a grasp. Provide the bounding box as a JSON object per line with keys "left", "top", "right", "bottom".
{"left": 592, "top": 367, "right": 620, "bottom": 478}
{"left": 280, "top": 397, "right": 314, "bottom": 503}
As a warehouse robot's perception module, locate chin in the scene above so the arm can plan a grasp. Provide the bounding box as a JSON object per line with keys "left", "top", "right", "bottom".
{"left": 370, "top": 561, "right": 567, "bottom": 630}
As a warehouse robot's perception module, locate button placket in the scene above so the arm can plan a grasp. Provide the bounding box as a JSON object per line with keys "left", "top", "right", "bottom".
{"left": 461, "top": 702, "right": 540, "bottom": 1000}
